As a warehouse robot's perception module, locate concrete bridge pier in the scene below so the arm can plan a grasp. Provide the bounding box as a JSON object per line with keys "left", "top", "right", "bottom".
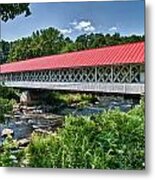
{"left": 20, "top": 91, "right": 31, "bottom": 105}
{"left": 20, "top": 90, "right": 44, "bottom": 105}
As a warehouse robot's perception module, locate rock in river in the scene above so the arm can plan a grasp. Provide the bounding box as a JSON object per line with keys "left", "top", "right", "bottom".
{"left": 18, "top": 138, "right": 30, "bottom": 147}
{"left": 1, "top": 128, "right": 14, "bottom": 137}
{"left": 34, "top": 128, "right": 52, "bottom": 134}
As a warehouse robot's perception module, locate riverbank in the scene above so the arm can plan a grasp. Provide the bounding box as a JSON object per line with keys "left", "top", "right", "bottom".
{"left": 0, "top": 93, "right": 140, "bottom": 142}
{"left": 0, "top": 98, "right": 144, "bottom": 169}
{"left": 0, "top": 87, "right": 144, "bottom": 168}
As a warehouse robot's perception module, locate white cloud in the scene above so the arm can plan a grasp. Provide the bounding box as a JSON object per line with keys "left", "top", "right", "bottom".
{"left": 59, "top": 28, "right": 72, "bottom": 35}
{"left": 71, "top": 20, "right": 95, "bottom": 33}
{"left": 74, "top": 21, "right": 91, "bottom": 30}
{"left": 59, "top": 20, "right": 95, "bottom": 36}
{"left": 70, "top": 21, "right": 78, "bottom": 26}
{"left": 109, "top": 26, "right": 118, "bottom": 32}
{"left": 84, "top": 26, "right": 95, "bottom": 32}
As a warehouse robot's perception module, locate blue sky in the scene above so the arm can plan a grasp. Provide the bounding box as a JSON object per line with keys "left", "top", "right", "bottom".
{"left": 1, "top": 0, "right": 145, "bottom": 42}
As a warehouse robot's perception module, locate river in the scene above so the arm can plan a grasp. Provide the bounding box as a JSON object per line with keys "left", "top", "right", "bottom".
{"left": 0, "top": 94, "right": 140, "bottom": 144}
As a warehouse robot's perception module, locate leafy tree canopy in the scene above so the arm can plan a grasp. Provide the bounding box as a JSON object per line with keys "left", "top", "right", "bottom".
{"left": 0, "top": 3, "right": 31, "bottom": 22}
{"left": 0, "top": 27, "right": 144, "bottom": 63}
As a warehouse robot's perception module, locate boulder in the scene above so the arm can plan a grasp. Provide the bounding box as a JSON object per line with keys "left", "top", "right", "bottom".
{"left": 18, "top": 138, "right": 30, "bottom": 147}
{"left": 94, "top": 101, "right": 99, "bottom": 105}
{"left": 26, "top": 106, "right": 36, "bottom": 111}
{"left": 32, "top": 109, "right": 43, "bottom": 114}
{"left": 1, "top": 128, "right": 14, "bottom": 137}
{"left": 32, "top": 122, "right": 50, "bottom": 129}
{"left": 15, "top": 111, "right": 22, "bottom": 115}
{"left": 34, "top": 128, "right": 52, "bottom": 134}
{"left": 4, "top": 114, "right": 12, "bottom": 119}
{"left": 28, "top": 119, "right": 34, "bottom": 124}
{"left": 14, "top": 114, "right": 22, "bottom": 119}
{"left": 15, "top": 121, "right": 24, "bottom": 125}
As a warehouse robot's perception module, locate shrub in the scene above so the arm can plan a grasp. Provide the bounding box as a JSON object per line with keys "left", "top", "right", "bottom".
{"left": 0, "top": 86, "right": 19, "bottom": 100}
{"left": 0, "top": 86, "right": 18, "bottom": 123}
{"left": 0, "top": 136, "right": 23, "bottom": 167}
{"left": 45, "top": 91, "right": 97, "bottom": 106}
{"left": 26, "top": 100, "right": 145, "bottom": 169}
{"left": 0, "top": 98, "right": 13, "bottom": 123}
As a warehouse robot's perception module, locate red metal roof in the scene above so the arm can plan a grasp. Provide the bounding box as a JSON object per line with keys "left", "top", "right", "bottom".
{"left": 0, "top": 42, "right": 144, "bottom": 74}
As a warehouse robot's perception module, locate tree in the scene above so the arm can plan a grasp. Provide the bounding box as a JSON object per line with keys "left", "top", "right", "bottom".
{"left": 5, "top": 25, "right": 144, "bottom": 62}
{"left": 61, "top": 37, "right": 76, "bottom": 53}
{"left": 0, "top": 40, "right": 10, "bottom": 64}
{"left": 0, "top": 3, "right": 31, "bottom": 22}
{"left": 8, "top": 27, "right": 67, "bottom": 62}
{"left": 39, "top": 27, "right": 65, "bottom": 56}
{"left": 75, "top": 34, "right": 88, "bottom": 50}
{"left": 87, "top": 33, "right": 106, "bottom": 48}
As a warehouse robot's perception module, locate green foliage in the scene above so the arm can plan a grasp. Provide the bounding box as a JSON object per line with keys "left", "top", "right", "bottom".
{"left": 0, "top": 40, "right": 10, "bottom": 64}
{"left": 0, "top": 86, "right": 18, "bottom": 122}
{"left": 61, "top": 41, "right": 76, "bottom": 53}
{"left": 0, "top": 98, "right": 14, "bottom": 123}
{"left": 8, "top": 27, "right": 67, "bottom": 62}
{"left": 75, "top": 33, "right": 106, "bottom": 50}
{"left": 0, "top": 86, "right": 19, "bottom": 100}
{"left": 0, "top": 99, "right": 144, "bottom": 168}
{"left": 45, "top": 91, "right": 96, "bottom": 106}
{"left": 0, "top": 3, "right": 31, "bottom": 22}
{"left": 0, "top": 136, "right": 24, "bottom": 167}
{"left": 2, "top": 27, "right": 144, "bottom": 62}
{"left": 75, "top": 33, "right": 144, "bottom": 51}
{"left": 26, "top": 100, "right": 144, "bottom": 169}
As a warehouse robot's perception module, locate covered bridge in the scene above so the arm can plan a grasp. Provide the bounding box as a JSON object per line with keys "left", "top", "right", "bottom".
{"left": 0, "top": 41, "right": 145, "bottom": 94}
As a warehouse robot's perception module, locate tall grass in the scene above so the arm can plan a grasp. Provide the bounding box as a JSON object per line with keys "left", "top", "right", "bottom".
{"left": 25, "top": 99, "right": 144, "bottom": 169}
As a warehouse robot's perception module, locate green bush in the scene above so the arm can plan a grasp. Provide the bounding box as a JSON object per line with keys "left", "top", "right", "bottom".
{"left": 0, "top": 98, "right": 13, "bottom": 123}
{"left": 26, "top": 99, "right": 144, "bottom": 169}
{"left": 0, "top": 136, "right": 23, "bottom": 167}
{"left": 0, "top": 86, "right": 18, "bottom": 123}
{"left": 45, "top": 91, "right": 97, "bottom": 106}
{"left": 0, "top": 86, "right": 19, "bottom": 100}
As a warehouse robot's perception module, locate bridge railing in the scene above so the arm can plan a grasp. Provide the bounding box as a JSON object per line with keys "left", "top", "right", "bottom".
{"left": 0, "top": 64, "right": 144, "bottom": 84}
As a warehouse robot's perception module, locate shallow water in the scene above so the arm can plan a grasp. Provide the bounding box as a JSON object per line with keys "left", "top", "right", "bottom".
{"left": 0, "top": 97, "right": 138, "bottom": 143}
{"left": 59, "top": 98, "right": 136, "bottom": 116}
